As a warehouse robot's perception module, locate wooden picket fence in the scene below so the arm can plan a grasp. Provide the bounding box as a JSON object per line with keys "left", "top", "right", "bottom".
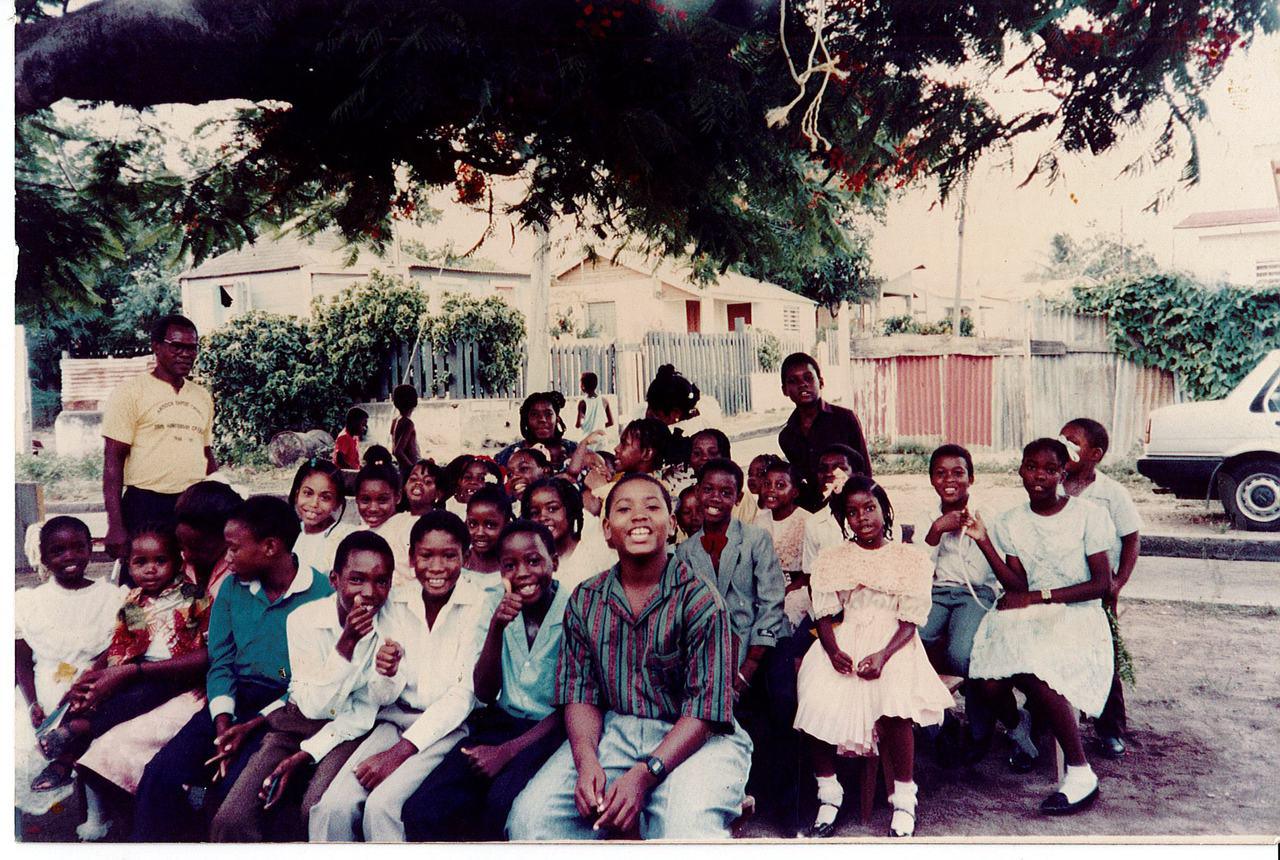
{"left": 381, "top": 339, "right": 524, "bottom": 401}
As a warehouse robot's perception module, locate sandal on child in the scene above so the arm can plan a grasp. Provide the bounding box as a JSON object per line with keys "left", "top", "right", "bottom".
{"left": 37, "top": 724, "right": 74, "bottom": 760}
{"left": 31, "top": 759, "right": 75, "bottom": 792}
{"left": 808, "top": 802, "right": 840, "bottom": 838}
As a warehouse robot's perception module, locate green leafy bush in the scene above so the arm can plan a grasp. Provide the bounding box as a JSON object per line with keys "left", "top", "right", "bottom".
{"left": 310, "top": 271, "right": 430, "bottom": 400}
{"left": 196, "top": 312, "right": 345, "bottom": 458}
{"left": 16, "top": 453, "right": 102, "bottom": 484}
{"left": 425, "top": 294, "right": 526, "bottom": 395}
{"left": 1071, "top": 275, "right": 1280, "bottom": 400}
{"left": 880, "top": 313, "right": 973, "bottom": 336}
{"left": 756, "top": 331, "right": 782, "bottom": 372}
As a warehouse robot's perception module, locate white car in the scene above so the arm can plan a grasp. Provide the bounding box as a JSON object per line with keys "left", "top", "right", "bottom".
{"left": 1137, "top": 350, "right": 1280, "bottom": 531}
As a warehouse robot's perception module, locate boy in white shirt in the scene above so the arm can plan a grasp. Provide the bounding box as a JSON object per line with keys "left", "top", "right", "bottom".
{"left": 210, "top": 531, "right": 404, "bottom": 841}
{"left": 1060, "top": 418, "right": 1142, "bottom": 759}
{"left": 308, "top": 511, "right": 498, "bottom": 842}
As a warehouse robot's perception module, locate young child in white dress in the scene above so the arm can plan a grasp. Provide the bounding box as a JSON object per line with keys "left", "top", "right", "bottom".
{"left": 355, "top": 462, "right": 416, "bottom": 585}
{"left": 756, "top": 458, "right": 812, "bottom": 628}
{"left": 15, "top": 517, "right": 127, "bottom": 814}
{"left": 290, "top": 458, "right": 355, "bottom": 576}
{"left": 793, "top": 478, "right": 953, "bottom": 838}
{"left": 966, "top": 437, "right": 1116, "bottom": 816}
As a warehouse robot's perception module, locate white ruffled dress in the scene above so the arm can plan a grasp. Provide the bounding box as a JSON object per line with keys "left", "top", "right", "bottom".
{"left": 793, "top": 541, "right": 954, "bottom": 756}
{"left": 968, "top": 498, "right": 1116, "bottom": 717}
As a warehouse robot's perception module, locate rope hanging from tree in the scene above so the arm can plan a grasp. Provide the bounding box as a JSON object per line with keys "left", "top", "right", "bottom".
{"left": 765, "top": 0, "right": 848, "bottom": 152}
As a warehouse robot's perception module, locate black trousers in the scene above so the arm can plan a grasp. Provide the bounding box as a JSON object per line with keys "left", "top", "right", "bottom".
{"left": 131, "top": 683, "right": 281, "bottom": 842}
{"left": 737, "top": 645, "right": 803, "bottom": 831}
{"left": 401, "top": 706, "right": 566, "bottom": 841}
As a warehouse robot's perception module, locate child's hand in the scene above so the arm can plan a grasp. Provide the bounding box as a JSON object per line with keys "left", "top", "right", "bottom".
{"left": 259, "top": 751, "right": 310, "bottom": 810}
{"left": 825, "top": 646, "right": 854, "bottom": 675}
{"left": 28, "top": 702, "right": 46, "bottom": 729}
{"left": 964, "top": 511, "right": 988, "bottom": 542}
{"left": 997, "top": 591, "right": 1033, "bottom": 611}
{"left": 207, "top": 720, "right": 259, "bottom": 781}
{"left": 341, "top": 596, "right": 376, "bottom": 643}
{"left": 460, "top": 742, "right": 515, "bottom": 779}
{"left": 375, "top": 639, "right": 403, "bottom": 677}
{"left": 574, "top": 759, "right": 608, "bottom": 820}
{"left": 493, "top": 579, "right": 524, "bottom": 628}
{"left": 855, "top": 650, "right": 888, "bottom": 680}
{"left": 73, "top": 665, "right": 135, "bottom": 713}
{"left": 583, "top": 464, "right": 609, "bottom": 493}
{"left": 933, "top": 509, "right": 967, "bottom": 534}
{"left": 353, "top": 745, "right": 413, "bottom": 791}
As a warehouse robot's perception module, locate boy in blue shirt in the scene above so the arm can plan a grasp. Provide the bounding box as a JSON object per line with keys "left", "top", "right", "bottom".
{"left": 132, "top": 495, "right": 333, "bottom": 840}
{"left": 401, "top": 520, "right": 570, "bottom": 840}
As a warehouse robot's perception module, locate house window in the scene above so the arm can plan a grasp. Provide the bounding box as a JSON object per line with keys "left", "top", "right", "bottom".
{"left": 782, "top": 305, "right": 800, "bottom": 332}
{"left": 1257, "top": 259, "right": 1280, "bottom": 287}
{"left": 586, "top": 302, "right": 617, "bottom": 338}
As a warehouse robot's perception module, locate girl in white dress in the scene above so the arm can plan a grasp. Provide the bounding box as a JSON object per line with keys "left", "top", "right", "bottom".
{"left": 794, "top": 478, "right": 954, "bottom": 838}
{"left": 966, "top": 437, "right": 1115, "bottom": 816}
{"left": 756, "top": 458, "right": 813, "bottom": 628}
{"left": 521, "top": 477, "right": 616, "bottom": 590}
{"left": 16, "top": 517, "right": 127, "bottom": 814}
{"left": 290, "top": 458, "right": 355, "bottom": 575}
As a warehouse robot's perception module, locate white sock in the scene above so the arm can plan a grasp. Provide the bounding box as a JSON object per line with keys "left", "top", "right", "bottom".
{"left": 815, "top": 775, "right": 843, "bottom": 824}
{"left": 889, "top": 780, "right": 918, "bottom": 836}
{"left": 1058, "top": 763, "right": 1098, "bottom": 803}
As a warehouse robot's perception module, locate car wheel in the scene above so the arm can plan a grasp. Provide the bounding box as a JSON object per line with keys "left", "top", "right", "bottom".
{"left": 1219, "top": 459, "right": 1280, "bottom": 532}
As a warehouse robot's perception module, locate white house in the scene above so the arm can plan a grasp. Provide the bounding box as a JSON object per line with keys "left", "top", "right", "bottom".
{"left": 552, "top": 252, "right": 817, "bottom": 344}
{"left": 180, "top": 231, "right": 530, "bottom": 331}
{"left": 1171, "top": 207, "right": 1280, "bottom": 287}
{"left": 1170, "top": 148, "right": 1280, "bottom": 288}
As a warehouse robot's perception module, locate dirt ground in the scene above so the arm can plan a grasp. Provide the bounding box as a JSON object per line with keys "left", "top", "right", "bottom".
{"left": 16, "top": 598, "right": 1279, "bottom": 843}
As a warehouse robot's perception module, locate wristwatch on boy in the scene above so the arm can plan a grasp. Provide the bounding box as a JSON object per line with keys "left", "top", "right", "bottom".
{"left": 1040, "top": 588, "right": 1052, "bottom": 604}
{"left": 644, "top": 755, "right": 668, "bottom": 783}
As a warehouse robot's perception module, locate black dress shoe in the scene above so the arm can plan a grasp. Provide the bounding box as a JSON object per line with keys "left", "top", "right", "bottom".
{"left": 1008, "top": 749, "right": 1037, "bottom": 773}
{"left": 1040, "top": 785, "right": 1100, "bottom": 815}
{"left": 807, "top": 804, "right": 840, "bottom": 838}
{"left": 1099, "top": 735, "right": 1126, "bottom": 759}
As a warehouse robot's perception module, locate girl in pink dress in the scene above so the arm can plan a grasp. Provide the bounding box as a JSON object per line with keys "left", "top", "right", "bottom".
{"left": 793, "top": 477, "right": 954, "bottom": 838}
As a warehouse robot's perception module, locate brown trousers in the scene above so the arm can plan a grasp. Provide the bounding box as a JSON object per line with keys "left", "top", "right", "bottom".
{"left": 209, "top": 702, "right": 365, "bottom": 842}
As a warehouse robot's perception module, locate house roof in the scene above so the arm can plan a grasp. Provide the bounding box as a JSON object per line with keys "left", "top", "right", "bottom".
{"left": 1173, "top": 207, "right": 1280, "bottom": 230}
{"left": 407, "top": 263, "right": 531, "bottom": 278}
{"left": 555, "top": 251, "right": 816, "bottom": 306}
{"left": 181, "top": 231, "right": 384, "bottom": 279}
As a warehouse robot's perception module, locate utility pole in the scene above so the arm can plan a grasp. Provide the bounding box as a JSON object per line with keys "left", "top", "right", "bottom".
{"left": 950, "top": 176, "right": 969, "bottom": 339}
{"left": 525, "top": 221, "right": 551, "bottom": 392}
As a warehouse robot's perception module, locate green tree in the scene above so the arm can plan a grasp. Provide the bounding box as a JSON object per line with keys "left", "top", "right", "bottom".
{"left": 425, "top": 294, "right": 527, "bottom": 395}
{"left": 309, "top": 271, "right": 432, "bottom": 400}
{"left": 195, "top": 312, "right": 344, "bottom": 458}
{"left": 16, "top": 0, "right": 1276, "bottom": 306}
{"left": 1029, "top": 232, "right": 1160, "bottom": 284}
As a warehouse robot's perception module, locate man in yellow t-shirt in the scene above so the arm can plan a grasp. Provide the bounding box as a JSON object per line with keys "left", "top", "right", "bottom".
{"left": 101, "top": 314, "right": 217, "bottom": 558}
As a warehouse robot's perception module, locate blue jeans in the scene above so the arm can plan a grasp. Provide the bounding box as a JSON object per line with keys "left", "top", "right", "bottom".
{"left": 919, "top": 583, "right": 996, "bottom": 676}
{"left": 506, "top": 712, "right": 752, "bottom": 840}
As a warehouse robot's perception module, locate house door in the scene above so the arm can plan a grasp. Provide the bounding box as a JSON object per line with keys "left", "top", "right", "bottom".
{"left": 727, "top": 303, "right": 752, "bottom": 332}
{"left": 686, "top": 300, "right": 701, "bottom": 333}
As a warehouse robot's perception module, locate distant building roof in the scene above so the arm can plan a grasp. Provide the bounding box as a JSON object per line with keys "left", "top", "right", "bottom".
{"left": 555, "top": 251, "right": 816, "bottom": 306}
{"left": 1173, "top": 207, "right": 1280, "bottom": 230}
{"left": 181, "top": 230, "right": 396, "bottom": 280}
{"left": 407, "top": 263, "right": 531, "bottom": 278}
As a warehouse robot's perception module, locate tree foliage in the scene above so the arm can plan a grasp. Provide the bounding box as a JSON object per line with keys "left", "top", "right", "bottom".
{"left": 739, "top": 223, "right": 883, "bottom": 312}
{"left": 424, "top": 294, "right": 527, "bottom": 395}
{"left": 1071, "top": 275, "right": 1280, "bottom": 400}
{"left": 195, "top": 312, "right": 345, "bottom": 459}
{"left": 1028, "top": 231, "right": 1160, "bottom": 284}
{"left": 16, "top": 0, "right": 1277, "bottom": 305}
{"left": 309, "top": 271, "right": 431, "bottom": 400}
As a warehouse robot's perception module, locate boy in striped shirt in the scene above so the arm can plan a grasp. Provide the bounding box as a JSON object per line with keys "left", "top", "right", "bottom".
{"left": 507, "top": 473, "right": 752, "bottom": 840}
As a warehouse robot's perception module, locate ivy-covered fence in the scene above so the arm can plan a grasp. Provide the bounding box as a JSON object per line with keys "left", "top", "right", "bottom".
{"left": 1070, "top": 275, "right": 1280, "bottom": 401}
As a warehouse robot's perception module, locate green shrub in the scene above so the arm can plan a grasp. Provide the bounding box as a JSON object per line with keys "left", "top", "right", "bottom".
{"left": 310, "top": 270, "right": 430, "bottom": 400}
{"left": 196, "top": 311, "right": 345, "bottom": 459}
{"left": 425, "top": 294, "right": 526, "bottom": 395}
{"left": 880, "top": 314, "right": 916, "bottom": 335}
{"left": 756, "top": 331, "right": 782, "bottom": 372}
{"left": 16, "top": 452, "right": 102, "bottom": 484}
